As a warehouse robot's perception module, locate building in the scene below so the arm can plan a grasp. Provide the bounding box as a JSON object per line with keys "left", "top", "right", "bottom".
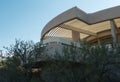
{"left": 33, "top": 6, "right": 120, "bottom": 82}
{"left": 41, "top": 6, "right": 120, "bottom": 46}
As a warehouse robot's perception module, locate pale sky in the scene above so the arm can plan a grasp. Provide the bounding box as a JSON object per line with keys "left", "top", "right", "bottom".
{"left": 0, "top": 0, "right": 120, "bottom": 50}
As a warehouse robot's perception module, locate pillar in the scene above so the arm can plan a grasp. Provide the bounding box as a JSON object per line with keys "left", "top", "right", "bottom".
{"left": 72, "top": 30, "right": 80, "bottom": 42}
{"left": 110, "top": 20, "right": 117, "bottom": 44}
{"left": 97, "top": 38, "right": 101, "bottom": 45}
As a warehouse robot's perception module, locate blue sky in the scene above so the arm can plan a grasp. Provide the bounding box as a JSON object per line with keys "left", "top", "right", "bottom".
{"left": 0, "top": 0, "right": 120, "bottom": 50}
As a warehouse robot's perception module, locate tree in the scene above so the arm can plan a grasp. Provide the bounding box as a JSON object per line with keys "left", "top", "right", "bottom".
{"left": 32, "top": 42, "right": 45, "bottom": 61}
{"left": 41, "top": 43, "right": 120, "bottom": 82}
{"left": 5, "top": 39, "right": 35, "bottom": 64}
{"left": 0, "top": 39, "right": 45, "bottom": 82}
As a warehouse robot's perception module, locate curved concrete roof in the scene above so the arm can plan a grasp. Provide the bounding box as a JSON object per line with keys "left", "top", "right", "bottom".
{"left": 41, "top": 6, "right": 120, "bottom": 39}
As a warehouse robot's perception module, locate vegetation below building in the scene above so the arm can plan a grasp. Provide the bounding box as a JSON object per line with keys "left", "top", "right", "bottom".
{"left": 0, "top": 39, "right": 120, "bottom": 82}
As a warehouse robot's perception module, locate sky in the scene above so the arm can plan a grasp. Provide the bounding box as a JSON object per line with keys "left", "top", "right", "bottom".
{"left": 0, "top": 0, "right": 120, "bottom": 50}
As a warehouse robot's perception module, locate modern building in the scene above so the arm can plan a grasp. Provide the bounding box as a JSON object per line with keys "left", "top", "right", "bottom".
{"left": 41, "top": 6, "right": 120, "bottom": 46}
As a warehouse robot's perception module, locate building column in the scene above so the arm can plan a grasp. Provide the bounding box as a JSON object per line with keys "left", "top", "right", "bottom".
{"left": 97, "top": 38, "right": 101, "bottom": 45}
{"left": 110, "top": 20, "right": 117, "bottom": 44}
{"left": 72, "top": 30, "right": 80, "bottom": 42}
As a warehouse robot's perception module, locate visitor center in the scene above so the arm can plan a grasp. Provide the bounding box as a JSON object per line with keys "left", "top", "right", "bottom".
{"left": 41, "top": 6, "right": 120, "bottom": 46}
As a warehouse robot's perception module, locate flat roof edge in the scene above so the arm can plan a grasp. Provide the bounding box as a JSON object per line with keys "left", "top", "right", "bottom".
{"left": 41, "top": 7, "right": 88, "bottom": 39}
{"left": 41, "top": 6, "right": 120, "bottom": 39}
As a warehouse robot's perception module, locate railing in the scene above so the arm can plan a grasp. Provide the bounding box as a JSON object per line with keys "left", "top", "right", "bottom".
{"left": 42, "top": 37, "right": 81, "bottom": 47}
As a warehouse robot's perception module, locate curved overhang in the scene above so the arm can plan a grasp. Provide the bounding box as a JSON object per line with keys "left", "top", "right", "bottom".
{"left": 41, "top": 7, "right": 88, "bottom": 39}
{"left": 41, "top": 6, "right": 120, "bottom": 40}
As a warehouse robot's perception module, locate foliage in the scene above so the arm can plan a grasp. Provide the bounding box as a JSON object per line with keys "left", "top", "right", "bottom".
{"left": 4, "top": 39, "right": 35, "bottom": 64}
{"left": 41, "top": 43, "right": 120, "bottom": 82}
{"left": 1, "top": 39, "right": 120, "bottom": 82}
{"left": 0, "top": 39, "right": 44, "bottom": 82}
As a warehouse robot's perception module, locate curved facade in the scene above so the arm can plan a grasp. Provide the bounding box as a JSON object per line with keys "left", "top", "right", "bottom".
{"left": 41, "top": 6, "right": 120, "bottom": 45}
